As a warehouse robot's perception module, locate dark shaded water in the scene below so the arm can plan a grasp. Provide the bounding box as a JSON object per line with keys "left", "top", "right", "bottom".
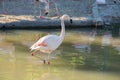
{"left": 0, "top": 29, "right": 120, "bottom": 80}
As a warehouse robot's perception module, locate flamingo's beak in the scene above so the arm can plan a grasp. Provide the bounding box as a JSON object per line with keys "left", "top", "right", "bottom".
{"left": 45, "top": 12, "right": 49, "bottom": 15}
{"left": 70, "top": 19, "right": 73, "bottom": 24}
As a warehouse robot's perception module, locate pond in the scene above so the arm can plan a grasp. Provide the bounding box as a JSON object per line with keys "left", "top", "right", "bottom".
{"left": 0, "top": 29, "right": 120, "bottom": 80}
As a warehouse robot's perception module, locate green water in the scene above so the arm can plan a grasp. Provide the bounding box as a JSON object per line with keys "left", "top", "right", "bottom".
{"left": 0, "top": 29, "right": 120, "bottom": 80}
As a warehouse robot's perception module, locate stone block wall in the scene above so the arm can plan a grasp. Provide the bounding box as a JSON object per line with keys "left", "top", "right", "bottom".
{"left": 0, "top": 0, "right": 95, "bottom": 17}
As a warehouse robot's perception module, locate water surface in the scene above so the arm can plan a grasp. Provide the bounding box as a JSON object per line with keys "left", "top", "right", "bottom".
{"left": 0, "top": 29, "right": 120, "bottom": 80}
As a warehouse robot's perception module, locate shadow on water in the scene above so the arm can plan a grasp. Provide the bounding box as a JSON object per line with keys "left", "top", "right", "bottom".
{"left": 60, "top": 42, "right": 120, "bottom": 72}
{"left": 111, "top": 24, "right": 120, "bottom": 37}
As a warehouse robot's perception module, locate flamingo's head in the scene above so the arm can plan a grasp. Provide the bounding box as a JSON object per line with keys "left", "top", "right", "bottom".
{"left": 60, "top": 14, "right": 73, "bottom": 23}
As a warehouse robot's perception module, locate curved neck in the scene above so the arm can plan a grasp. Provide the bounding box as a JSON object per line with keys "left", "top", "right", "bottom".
{"left": 60, "top": 19, "right": 65, "bottom": 40}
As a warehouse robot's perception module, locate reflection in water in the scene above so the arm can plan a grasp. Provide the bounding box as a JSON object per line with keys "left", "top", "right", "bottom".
{"left": 102, "top": 31, "right": 112, "bottom": 46}
{"left": 112, "top": 37, "right": 120, "bottom": 55}
{"left": 0, "top": 30, "right": 120, "bottom": 80}
{"left": 73, "top": 44, "right": 89, "bottom": 53}
{"left": 72, "top": 30, "right": 97, "bottom": 53}
{"left": 0, "top": 32, "right": 15, "bottom": 62}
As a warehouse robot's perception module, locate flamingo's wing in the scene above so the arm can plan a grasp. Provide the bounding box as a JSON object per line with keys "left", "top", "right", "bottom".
{"left": 30, "top": 35, "right": 47, "bottom": 50}
{"left": 41, "top": 35, "right": 61, "bottom": 50}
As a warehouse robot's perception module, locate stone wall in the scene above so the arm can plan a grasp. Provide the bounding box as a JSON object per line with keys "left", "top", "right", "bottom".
{"left": 0, "top": 0, "right": 119, "bottom": 28}
{"left": 0, "top": 0, "right": 95, "bottom": 17}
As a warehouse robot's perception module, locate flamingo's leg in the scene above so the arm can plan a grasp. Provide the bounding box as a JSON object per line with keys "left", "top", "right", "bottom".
{"left": 44, "top": 0, "right": 49, "bottom": 16}
{"left": 43, "top": 60, "right": 46, "bottom": 64}
{"left": 34, "top": 1, "right": 37, "bottom": 18}
{"left": 38, "top": 1, "right": 42, "bottom": 17}
{"left": 47, "top": 54, "right": 50, "bottom": 64}
{"left": 53, "top": 0, "right": 60, "bottom": 16}
{"left": 2, "top": 0, "right": 7, "bottom": 15}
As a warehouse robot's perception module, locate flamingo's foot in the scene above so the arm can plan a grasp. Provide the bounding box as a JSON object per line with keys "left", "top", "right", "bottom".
{"left": 48, "top": 61, "right": 50, "bottom": 65}
{"left": 43, "top": 60, "right": 46, "bottom": 64}
{"left": 31, "top": 52, "right": 35, "bottom": 56}
{"left": 40, "top": 16, "right": 45, "bottom": 19}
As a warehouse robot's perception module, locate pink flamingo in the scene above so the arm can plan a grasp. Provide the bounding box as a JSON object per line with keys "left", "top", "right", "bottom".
{"left": 34, "top": 0, "right": 50, "bottom": 18}
{"left": 34, "top": 0, "right": 60, "bottom": 18}
{"left": 30, "top": 14, "right": 72, "bottom": 64}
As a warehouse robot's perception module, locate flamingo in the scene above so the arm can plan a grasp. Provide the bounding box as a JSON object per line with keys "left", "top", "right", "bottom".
{"left": 34, "top": 0, "right": 50, "bottom": 18}
{"left": 30, "top": 14, "right": 72, "bottom": 64}
{"left": 34, "top": 0, "right": 60, "bottom": 18}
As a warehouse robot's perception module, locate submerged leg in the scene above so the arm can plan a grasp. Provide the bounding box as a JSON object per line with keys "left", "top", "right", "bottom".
{"left": 47, "top": 54, "right": 50, "bottom": 64}
{"left": 43, "top": 60, "right": 46, "bottom": 64}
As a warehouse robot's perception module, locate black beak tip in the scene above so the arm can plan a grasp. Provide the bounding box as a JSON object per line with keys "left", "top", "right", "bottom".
{"left": 45, "top": 12, "right": 49, "bottom": 15}
{"left": 36, "top": 0, "right": 39, "bottom": 2}
{"left": 70, "top": 19, "right": 73, "bottom": 24}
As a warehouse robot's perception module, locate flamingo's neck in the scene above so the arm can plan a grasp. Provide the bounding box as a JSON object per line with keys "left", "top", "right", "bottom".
{"left": 60, "top": 18, "right": 65, "bottom": 40}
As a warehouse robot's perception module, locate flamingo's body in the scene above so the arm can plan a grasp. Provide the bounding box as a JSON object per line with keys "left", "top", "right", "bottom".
{"left": 30, "top": 35, "right": 62, "bottom": 54}
{"left": 30, "top": 14, "right": 72, "bottom": 64}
